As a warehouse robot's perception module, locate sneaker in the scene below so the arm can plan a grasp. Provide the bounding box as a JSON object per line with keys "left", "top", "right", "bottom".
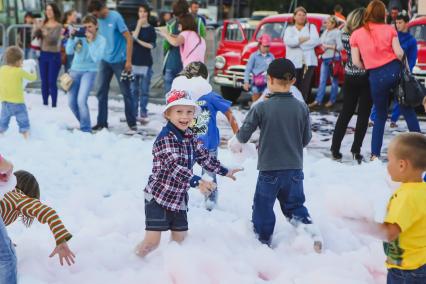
{"left": 331, "top": 150, "right": 343, "bottom": 161}
{"left": 92, "top": 124, "right": 108, "bottom": 131}
{"left": 368, "top": 121, "right": 374, "bottom": 127}
{"left": 124, "top": 127, "right": 138, "bottom": 135}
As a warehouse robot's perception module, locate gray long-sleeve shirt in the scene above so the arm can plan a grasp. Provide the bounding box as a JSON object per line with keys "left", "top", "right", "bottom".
{"left": 236, "top": 92, "right": 312, "bottom": 171}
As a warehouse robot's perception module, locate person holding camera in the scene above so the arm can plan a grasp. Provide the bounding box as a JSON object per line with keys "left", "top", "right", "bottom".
{"left": 66, "top": 15, "right": 106, "bottom": 133}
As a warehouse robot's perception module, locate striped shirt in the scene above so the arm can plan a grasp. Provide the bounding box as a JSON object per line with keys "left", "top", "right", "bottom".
{"left": 0, "top": 189, "right": 72, "bottom": 245}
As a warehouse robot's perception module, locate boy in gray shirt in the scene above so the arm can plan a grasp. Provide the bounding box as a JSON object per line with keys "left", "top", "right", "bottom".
{"left": 229, "top": 58, "right": 321, "bottom": 251}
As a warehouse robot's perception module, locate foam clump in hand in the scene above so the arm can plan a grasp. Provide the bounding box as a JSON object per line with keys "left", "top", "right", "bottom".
{"left": 22, "top": 59, "right": 38, "bottom": 88}
{"left": 227, "top": 135, "right": 257, "bottom": 163}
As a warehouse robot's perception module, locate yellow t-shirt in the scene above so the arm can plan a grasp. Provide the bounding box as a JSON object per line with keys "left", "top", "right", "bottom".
{"left": 0, "top": 65, "right": 37, "bottom": 104}
{"left": 384, "top": 182, "right": 426, "bottom": 270}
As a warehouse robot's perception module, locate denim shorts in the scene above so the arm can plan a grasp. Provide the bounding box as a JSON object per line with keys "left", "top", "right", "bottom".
{"left": 144, "top": 199, "right": 188, "bottom": 231}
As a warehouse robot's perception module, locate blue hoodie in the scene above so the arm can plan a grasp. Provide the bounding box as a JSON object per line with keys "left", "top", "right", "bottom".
{"left": 398, "top": 31, "right": 417, "bottom": 72}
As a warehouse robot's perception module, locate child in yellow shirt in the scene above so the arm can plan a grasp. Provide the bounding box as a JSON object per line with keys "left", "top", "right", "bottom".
{"left": 0, "top": 46, "right": 37, "bottom": 138}
{"left": 367, "top": 133, "right": 426, "bottom": 283}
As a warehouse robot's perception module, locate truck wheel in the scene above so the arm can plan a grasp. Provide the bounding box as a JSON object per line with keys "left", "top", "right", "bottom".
{"left": 220, "top": 86, "right": 241, "bottom": 104}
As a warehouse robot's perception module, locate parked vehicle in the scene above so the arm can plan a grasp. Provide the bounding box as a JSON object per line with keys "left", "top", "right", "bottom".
{"left": 409, "top": 16, "right": 426, "bottom": 85}
{"left": 214, "top": 13, "right": 345, "bottom": 102}
{"left": 248, "top": 11, "right": 278, "bottom": 27}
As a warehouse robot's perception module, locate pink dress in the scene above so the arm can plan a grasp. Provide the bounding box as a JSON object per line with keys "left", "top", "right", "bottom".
{"left": 180, "top": 31, "right": 206, "bottom": 67}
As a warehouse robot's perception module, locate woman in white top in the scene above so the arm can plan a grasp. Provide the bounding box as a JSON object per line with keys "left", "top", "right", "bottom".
{"left": 309, "top": 15, "right": 343, "bottom": 108}
{"left": 283, "top": 6, "right": 320, "bottom": 101}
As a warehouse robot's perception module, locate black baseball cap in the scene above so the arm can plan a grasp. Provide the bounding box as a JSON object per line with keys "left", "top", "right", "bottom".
{"left": 267, "top": 58, "right": 296, "bottom": 80}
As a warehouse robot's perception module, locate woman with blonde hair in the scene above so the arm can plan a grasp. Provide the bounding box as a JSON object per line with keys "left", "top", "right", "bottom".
{"left": 330, "top": 8, "right": 371, "bottom": 163}
{"left": 350, "top": 0, "right": 422, "bottom": 160}
{"left": 283, "top": 6, "right": 320, "bottom": 101}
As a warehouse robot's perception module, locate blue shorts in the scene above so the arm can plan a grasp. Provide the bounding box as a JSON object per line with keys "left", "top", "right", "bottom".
{"left": 144, "top": 199, "right": 188, "bottom": 231}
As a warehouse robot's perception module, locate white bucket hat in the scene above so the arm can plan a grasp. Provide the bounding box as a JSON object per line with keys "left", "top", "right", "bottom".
{"left": 164, "top": 89, "right": 200, "bottom": 115}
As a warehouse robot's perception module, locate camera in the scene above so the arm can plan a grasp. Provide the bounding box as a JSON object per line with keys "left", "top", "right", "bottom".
{"left": 73, "top": 27, "right": 87, "bottom": 38}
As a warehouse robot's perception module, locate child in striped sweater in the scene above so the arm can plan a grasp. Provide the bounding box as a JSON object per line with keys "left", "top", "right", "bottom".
{"left": 0, "top": 170, "right": 75, "bottom": 266}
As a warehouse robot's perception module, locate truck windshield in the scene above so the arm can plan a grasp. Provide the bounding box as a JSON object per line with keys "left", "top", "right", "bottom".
{"left": 410, "top": 24, "right": 426, "bottom": 42}
{"left": 256, "top": 22, "right": 287, "bottom": 40}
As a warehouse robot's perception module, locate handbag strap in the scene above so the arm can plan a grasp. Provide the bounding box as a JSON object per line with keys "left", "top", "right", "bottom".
{"left": 184, "top": 34, "right": 202, "bottom": 60}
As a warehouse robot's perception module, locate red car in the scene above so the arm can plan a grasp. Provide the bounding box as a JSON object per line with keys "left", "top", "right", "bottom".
{"left": 409, "top": 16, "right": 426, "bottom": 85}
{"left": 213, "top": 13, "right": 345, "bottom": 102}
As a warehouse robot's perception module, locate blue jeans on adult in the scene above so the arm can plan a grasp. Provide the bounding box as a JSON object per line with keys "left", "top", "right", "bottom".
{"left": 315, "top": 57, "right": 340, "bottom": 104}
{"left": 368, "top": 60, "right": 420, "bottom": 156}
{"left": 202, "top": 149, "right": 218, "bottom": 205}
{"left": 0, "top": 102, "right": 30, "bottom": 133}
{"left": 131, "top": 67, "right": 153, "bottom": 118}
{"left": 252, "top": 169, "right": 311, "bottom": 245}
{"left": 96, "top": 60, "right": 136, "bottom": 128}
{"left": 370, "top": 99, "right": 401, "bottom": 123}
{"left": 39, "top": 51, "right": 61, "bottom": 107}
{"left": 0, "top": 218, "right": 17, "bottom": 284}
{"left": 387, "top": 264, "right": 426, "bottom": 284}
{"left": 68, "top": 71, "right": 97, "bottom": 132}
{"left": 164, "top": 68, "right": 180, "bottom": 94}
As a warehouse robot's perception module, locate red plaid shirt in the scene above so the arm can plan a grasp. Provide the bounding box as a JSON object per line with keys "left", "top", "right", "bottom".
{"left": 145, "top": 122, "right": 228, "bottom": 212}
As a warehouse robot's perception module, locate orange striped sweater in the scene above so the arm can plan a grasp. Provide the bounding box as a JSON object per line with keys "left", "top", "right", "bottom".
{"left": 0, "top": 189, "right": 72, "bottom": 245}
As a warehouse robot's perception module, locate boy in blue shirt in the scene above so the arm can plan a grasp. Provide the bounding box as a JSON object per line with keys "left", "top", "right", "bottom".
{"left": 172, "top": 62, "right": 239, "bottom": 210}
{"left": 88, "top": 0, "right": 136, "bottom": 134}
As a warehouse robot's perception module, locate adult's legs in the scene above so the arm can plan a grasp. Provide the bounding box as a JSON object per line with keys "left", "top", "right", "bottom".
{"left": 295, "top": 68, "right": 304, "bottom": 94}
{"left": 0, "top": 218, "right": 17, "bottom": 284}
{"left": 164, "top": 68, "right": 179, "bottom": 94}
{"left": 331, "top": 75, "right": 359, "bottom": 153}
{"left": 96, "top": 60, "right": 114, "bottom": 127}
{"left": 351, "top": 76, "right": 372, "bottom": 154}
{"left": 301, "top": 66, "right": 316, "bottom": 103}
{"left": 47, "top": 52, "right": 62, "bottom": 107}
{"left": 111, "top": 62, "right": 136, "bottom": 128}
{"left": 399, "top": 104, "right": 421, "bottom": 132}
{"left": 369, "top": 61, "right": 401, "bottom": 157}
{"left": 314, "top": 60, "right": 330, "bottom": 104}
{"left": 140, "top": 67, "right": 153, "bottom": 118}
{"left": 68, "top": 71, "right": 84, "bottom": 122}
{"left": 329, "top": 73, "right": 340, "bottom": 104}
{"left": 76, "top": 72, "right": 97, "bottom": 132}
{"left": 130, "top": 74, "right": 141, "bottom": 118}
{"left": 39, "top": 52, "right": 50, "bottom": 105}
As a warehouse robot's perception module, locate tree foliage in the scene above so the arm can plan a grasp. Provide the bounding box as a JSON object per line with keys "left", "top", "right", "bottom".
{"left": 249, "top": 0, "right": 391, "bottom": 15}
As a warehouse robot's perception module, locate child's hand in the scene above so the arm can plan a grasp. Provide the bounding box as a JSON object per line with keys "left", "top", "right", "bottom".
{"left": 49, "top": 242, "right": 75, "bottom": 266}
{"left": 0, "top": 157, "right": 13, "bottom": 183}
{"left": 198, "top": 180, "right": 216, "bottom": 196}
{"left": 226, "top": 168, "right": 243, "bottom": 181}
{"left": 228, "top": 135, "right": 243, "bottom": 153}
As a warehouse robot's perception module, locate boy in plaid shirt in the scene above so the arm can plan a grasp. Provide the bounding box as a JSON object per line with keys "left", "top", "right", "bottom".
{"left": 135, "top": 90, "right": 241, "bottom": 257}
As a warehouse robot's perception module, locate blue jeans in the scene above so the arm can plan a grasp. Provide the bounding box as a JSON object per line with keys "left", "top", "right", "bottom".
{"left": 0, "top": 218, "right": 17, "bottom": 284}
{"left": 131, "top": 67, "right": 153, "bottom": 118}
{"left": 39, "top": 51, "right": 61, "bottom": 107}
{"left": 96, "top": 60, "right": 136, "bottom": 128}
{"left": 252, "top": 169, "right": 311, "bottom": 244}
{"left": 164, "top": 68, "right": 180, "bottom": 94}
{"left": 0, "top": 102, "right": 30, "bottom": 133}
{"left": 368, "top": 60, "right": 421, "bottom": 156}
{"left": 315, "top": 57, "right": 340, "bottom": 104}
{"left": 370, "top": 100, "right": 401, "bottom": 123}
{"left": 202, "top": 149, "right": 218, "bottom": 204}
{"left": 68, "top": 71, "right": 97, "bottom": 132}
{"left": 387, "top": 264, "right": 426, "bottom": 284}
